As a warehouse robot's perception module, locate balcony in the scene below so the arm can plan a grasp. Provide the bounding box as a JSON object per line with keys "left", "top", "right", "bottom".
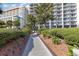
{"left": 64, "top": 15, "right": 71, "bottom": 18}
{"left": 64, "top": 19, "right": 70, "bottom": 22}
{"left": 63, "top": 4, "right": 71, "bottom": 8}
{"left": 64, "top": 22, "right": 70, "bottom": 25}
{"left": 57, "top": 22, "right": 62, "bottom": 25}
{"left": 54, "top": 6, "right": 62, "bottom": 9}
{"left": 70, "top": 19, "right": 77, "bottom": 22}
{"left": 53, "top": 9, "right": 62, "bottom": 12}
{"left": 64, "top": 12, "right": 71, "bottom": 14}
{"left": 54, "top": 3, "right": 62, "bottom": 5}
{"left": 70, "top": 7, "right": 77, "bottom": 10}
{"left": 53, "top": 13, "right": 62, "bottom": 16}
{"left": 71, "top": 23, "right": 76, "bottom": 25}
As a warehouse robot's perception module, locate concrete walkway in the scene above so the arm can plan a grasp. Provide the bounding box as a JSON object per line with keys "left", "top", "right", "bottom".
{"left": 28, "top": 34, "right": 53, "bottom": 56}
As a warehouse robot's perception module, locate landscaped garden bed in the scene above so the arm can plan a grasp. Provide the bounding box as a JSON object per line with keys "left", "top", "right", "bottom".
{"left": 40, "top": 35, "right": 69, "bottom": 56}
{"left": 0, "top": 37, "right": 27, "bottom": 56}
{"left": 39, "top": 28, "right": 79, "bottom": 56}
{"left": 0, "top": 28, "right": 30, "bottom": 56}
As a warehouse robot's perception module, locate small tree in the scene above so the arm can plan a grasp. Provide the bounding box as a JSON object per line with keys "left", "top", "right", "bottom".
{"left": 0, "top": 20, "right": 5, "bottom": 28}
{"left": 27, "top": 14, "right": 37, "bottom": 31}
{"left": 6, "top": 20, "right": 13, "bottom": 28}
{"left": 34, "top": 3, "right": 54, "bottom": 28}
{"left": 13, "top": 20, "right": 20, "bottom": 29}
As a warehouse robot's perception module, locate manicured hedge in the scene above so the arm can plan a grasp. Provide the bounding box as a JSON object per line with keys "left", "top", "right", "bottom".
{"left": 0, "top": 28, "right": 30, "bottom": 47}
{"left": 40, "top": 28, "right": 79, "bottom": 47}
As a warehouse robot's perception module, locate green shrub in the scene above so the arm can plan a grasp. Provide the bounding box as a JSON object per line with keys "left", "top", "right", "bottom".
{"left": 52, "top": 36, "right": 61, "bottom": 44}
{"left": 39, "top": 28, "right": 79, "bottom": 47}
{"left": 0, "top": 28, "right": 30, "bottom": 47}
{"left": 67, "top": 45, "right": 73, "bottom": 56}
{"left": 49, "top": 28, "right": 79, "bottom": 46}
{"left": 20, "top": 27, "right": 30, "bottom": 37}
{"left": 40, "top": 29, "right": 52, "bottom": 38}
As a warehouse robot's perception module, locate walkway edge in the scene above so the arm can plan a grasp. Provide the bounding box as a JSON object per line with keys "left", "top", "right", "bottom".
{"left": 38, "top": 37, "right": 53, "bottom": 56}
{"left": 22, "top": 37, "right": 33, "bottom": 56}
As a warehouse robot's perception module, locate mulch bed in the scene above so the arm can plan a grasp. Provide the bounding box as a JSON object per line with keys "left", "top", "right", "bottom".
{"left": 40, "top": 35, "right": 69, "bottom": 56}
{"left": 0, "top": 37, "right": 28, "bottom": 56}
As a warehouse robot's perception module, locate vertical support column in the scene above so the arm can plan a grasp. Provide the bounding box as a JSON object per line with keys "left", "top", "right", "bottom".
{"left": 49, "top": 20, "right": 51, "bottom": 29}
{"left": 12, "top": 17, "right": 14, "bottom": 28}
{"left": 77, "top": 3, "right": 79, "bottom": 27}
{"left": 62, "top": 3, "right": 64, "bottom": 28}
{"left": 69, "top": 17, "right": 71, "bottom": 28}
{"left": 19, "top": 7, "right": 25, "bottom": 29}
{"left": 20, "top": 18, "right": 23, "bottom": 29}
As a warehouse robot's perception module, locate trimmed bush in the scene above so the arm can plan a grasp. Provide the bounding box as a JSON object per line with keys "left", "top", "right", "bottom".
{"left": 39, "top": 28, "right": 79, "bottom": 47}
{"left": 50, "top": 28, "right": 79, "bottom": 46}
{"left": 0, "top": 28, "right": 30, "bottom": 47}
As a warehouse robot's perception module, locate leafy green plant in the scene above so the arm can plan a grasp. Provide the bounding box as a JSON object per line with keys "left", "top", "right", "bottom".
{"left": 20, "top": 27, "right": 30, "bottom": 37}
{"left": 6, "top": 20, "right": 13, "bottom": 28}
{"left": 49, "top": 28, "right": 79, "bottom": 46}
{"left": 0, "top": 28, "right": 30, "bottom": 47}
{"left": 0, "top": 20, "right": 6, "bottom": 28}
{"left": 13, "top": 19, "right": 20, "bottom": 28}
{"left": 67, "top": 45, "right": 73, "bottom": 56}
{"left": 52, "top": 36, "right": 61, "bottom": 44}
{"left": 39, "top": 28, "right": 79, "bottom": 47}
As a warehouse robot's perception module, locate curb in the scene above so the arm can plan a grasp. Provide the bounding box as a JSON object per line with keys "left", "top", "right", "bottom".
{"left": 37, "top": 36, "right": 53, "bottom": 56}
{"left": 40, "top": 36, "right": 57, "bottom": 56}
{"left": 22, "top": 35, "right": 53, "bottom": 56}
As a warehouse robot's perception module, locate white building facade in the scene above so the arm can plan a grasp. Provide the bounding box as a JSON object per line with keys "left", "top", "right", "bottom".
{"left": 0, "top": 3, "right": 78, "bottom": 29}
{"left": 29, "top": 3, "right": 77, "bottom": 29}
{"left": 0, "top": 4, "right": 28, "bottom": 29}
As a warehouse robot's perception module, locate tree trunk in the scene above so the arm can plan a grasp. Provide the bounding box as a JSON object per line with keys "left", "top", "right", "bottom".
{"left": 38, "top": 24, "right": 40, "bottom": 30}
{"left": 32, "top": 22, "right": 36, "bottom": 32}
{"left": 43, "top": 24, "right": 46, "bottom": 28}
{"left": 43, "top": 20, "right": 46, "bottom": 29}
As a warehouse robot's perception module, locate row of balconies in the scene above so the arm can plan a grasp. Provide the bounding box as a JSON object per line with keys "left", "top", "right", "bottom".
{"left": 64, "top": 12, "right": 76, "bottom": 15}
{"left": 64, "top": 15, "right": 76, "bottom": 18}
{"left": 46, "top": 19, "right": 76, "bottom": 23}
{"left": 63, "top": 3, "right": 76, "bottom": 7}
{"left": 43, "top": 22, "right": 76, "bottom": 26}
{"left": 64, "top": 6, "right": 76, "bottom": 9}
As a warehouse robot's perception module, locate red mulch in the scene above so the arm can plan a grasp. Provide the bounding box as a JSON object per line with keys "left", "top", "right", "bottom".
{"left": 40, "top": 35, "right": 69, "bottom": 56}
{"left": 0, "top": 37, "right": 28, "bottom": 56}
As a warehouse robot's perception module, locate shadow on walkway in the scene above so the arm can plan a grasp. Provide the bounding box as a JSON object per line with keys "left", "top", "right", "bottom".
{"left": 22, "top": 35, "right": 34, "bottom": 56}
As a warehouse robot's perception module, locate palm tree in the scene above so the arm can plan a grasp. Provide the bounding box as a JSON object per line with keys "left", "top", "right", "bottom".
{"left": 34, "top": 3, "right": 54, "bottom": 28}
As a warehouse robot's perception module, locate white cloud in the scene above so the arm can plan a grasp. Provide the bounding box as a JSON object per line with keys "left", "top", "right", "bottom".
{"left": 11, "top": 4, "right": 17, "bottom": 7}
{"left": 3, "top": 4, "right": 9, "bottom": 7}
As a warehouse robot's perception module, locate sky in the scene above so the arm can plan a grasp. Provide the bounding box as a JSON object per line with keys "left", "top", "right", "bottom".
{"left": 0, "top": 3, "right": 29, "bottom": 10}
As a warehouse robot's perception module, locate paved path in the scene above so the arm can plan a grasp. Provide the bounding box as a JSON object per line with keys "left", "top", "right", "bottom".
{"left": 28, "top": 35, "right": 53, "bottom": 56}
